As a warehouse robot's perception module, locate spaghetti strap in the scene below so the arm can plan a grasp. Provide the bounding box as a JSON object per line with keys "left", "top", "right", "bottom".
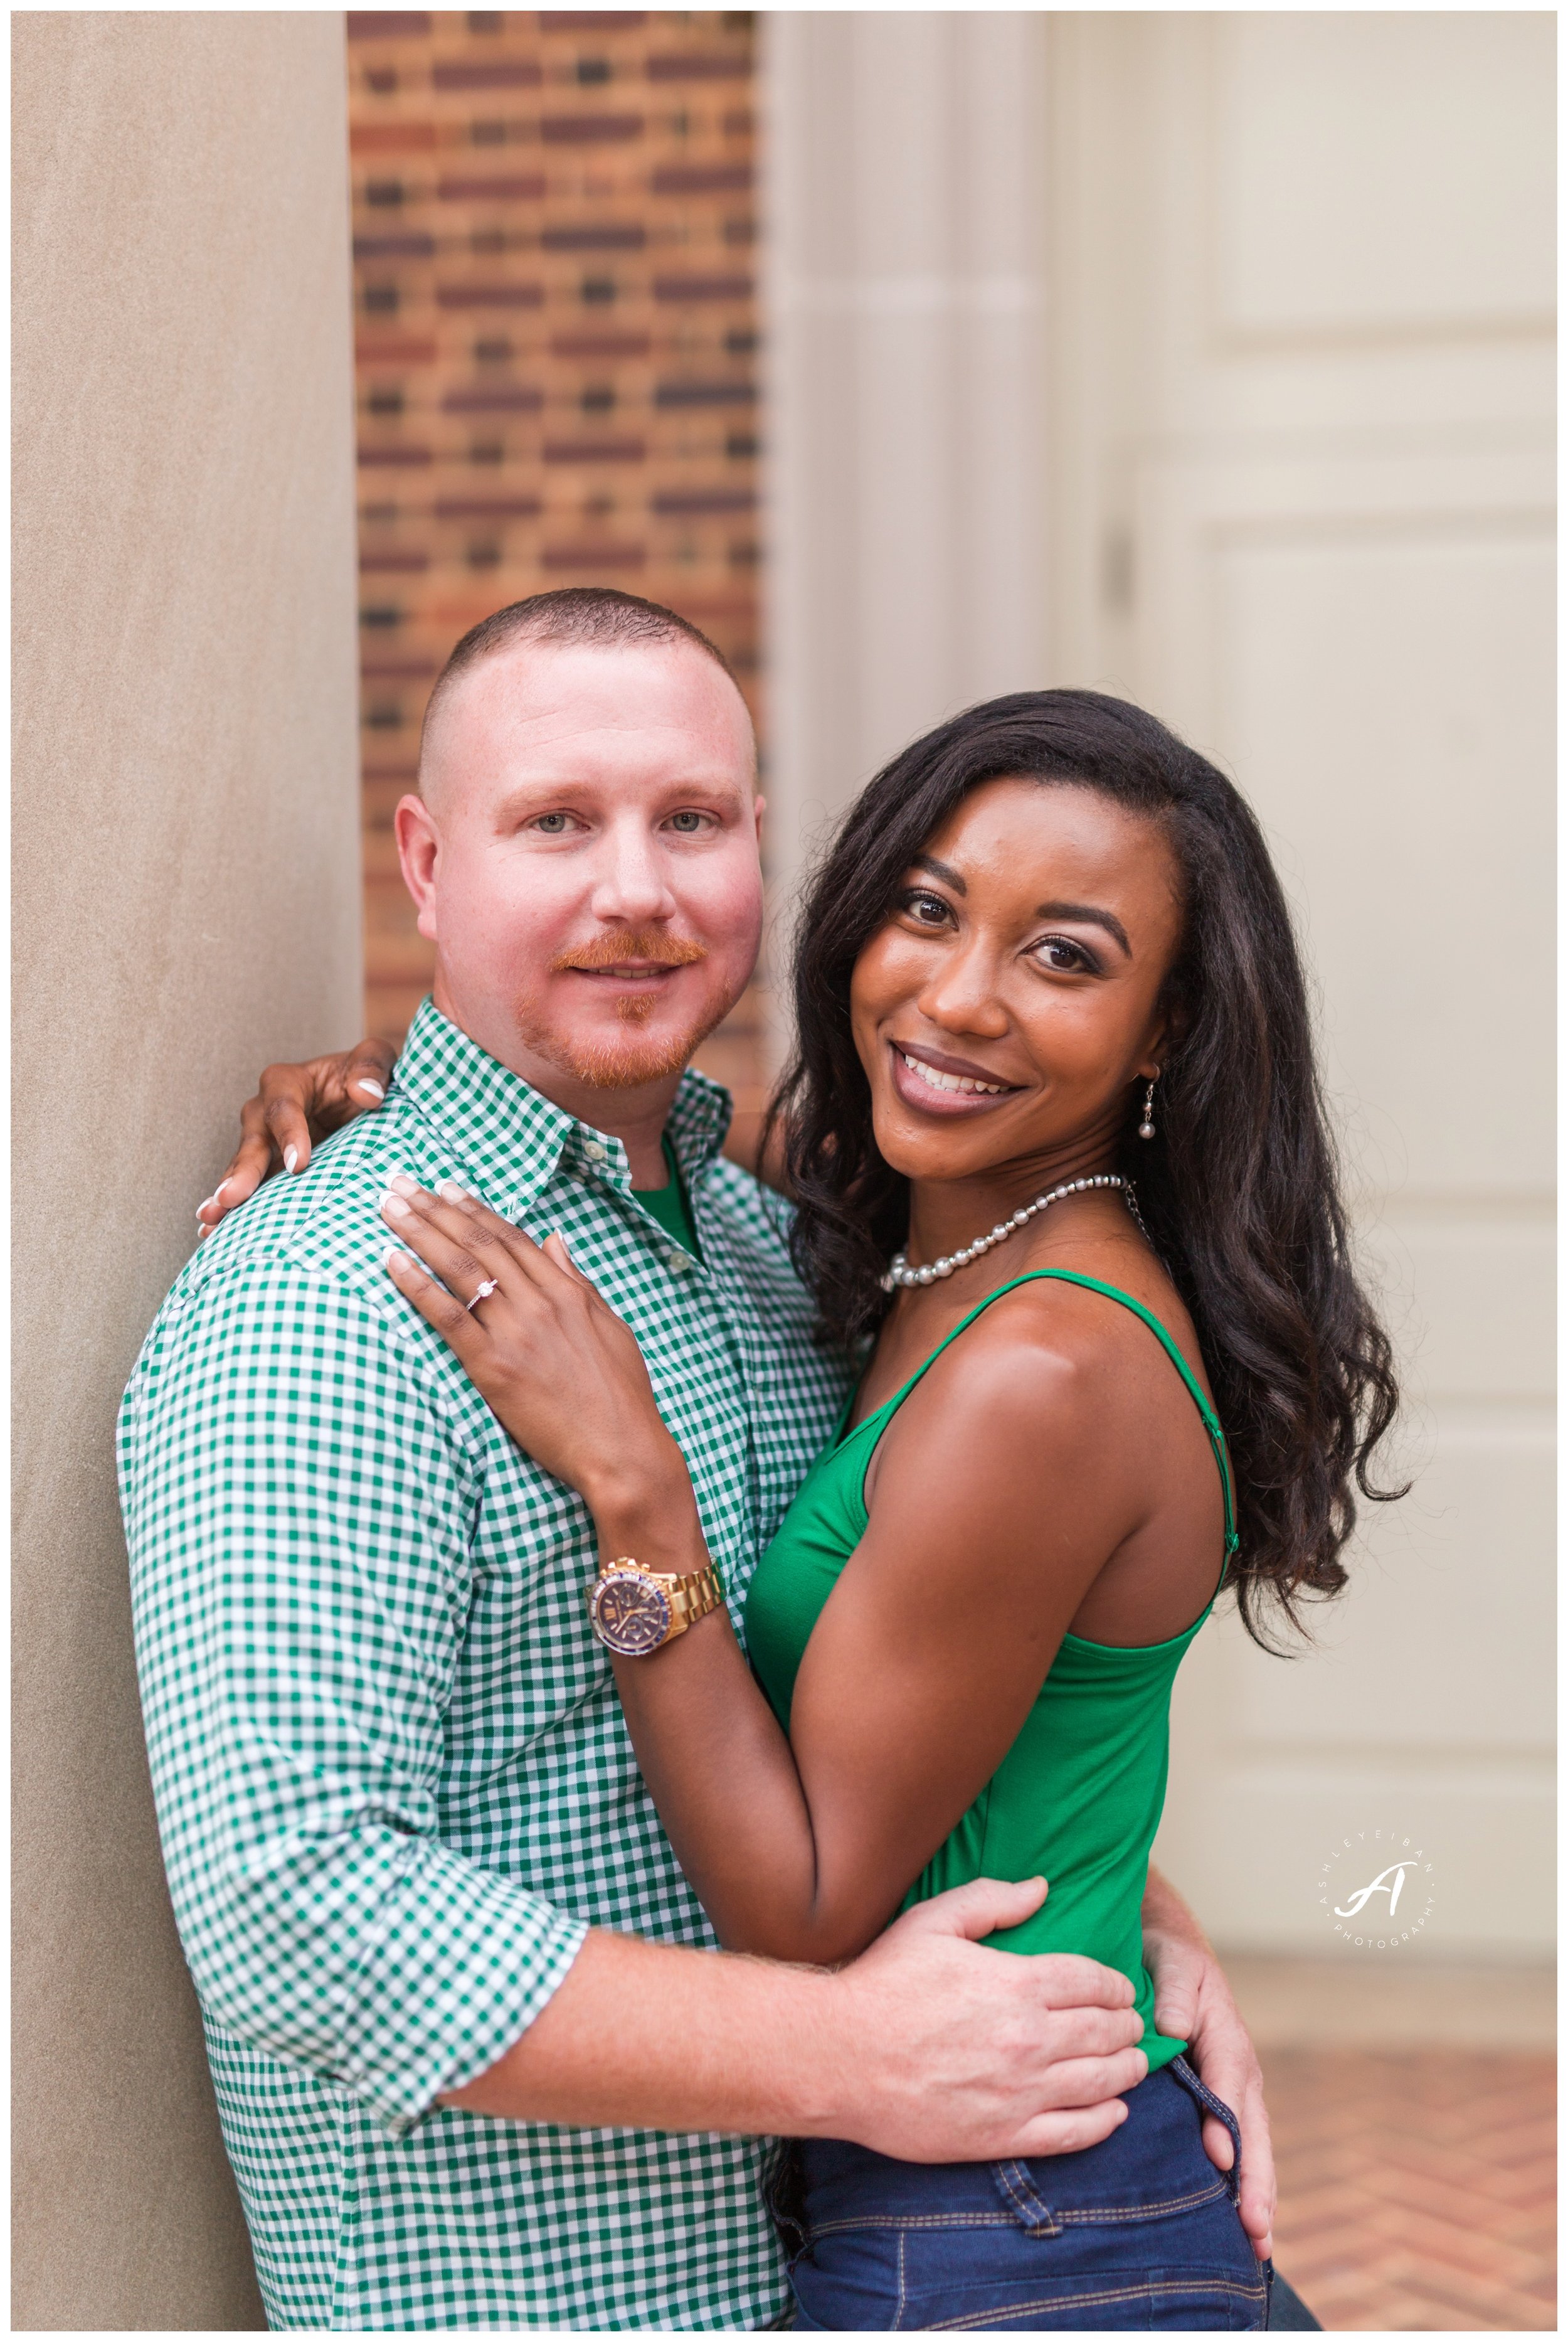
{"left": 849, "top": 1270, "right": 1239, "bottom": 1564}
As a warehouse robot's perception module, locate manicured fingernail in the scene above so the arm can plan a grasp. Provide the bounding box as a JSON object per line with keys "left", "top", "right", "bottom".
{"left": 388, "top": 1172, "right": 419, "bottom": 1196}
{"left": 197, "top": 1201, "right": 215, "bottom": 1221}
{"left": 354, "top": 1078, "right": 386, "bottom": 1099}
{"left": 381, "top": 1194, "right": 412, "bottom": 1219}
{"left": 283, "top": 1146, "right": 299, "bottom": 1173}
{"left": 436, "top": 1179, "right": 467, "bottom": 1201}
{"left": 213, "top": 1179, "right": 233, "bottom": 1198}
{"left": 382, "top": 1247, "right": 406, "bottom": 1271}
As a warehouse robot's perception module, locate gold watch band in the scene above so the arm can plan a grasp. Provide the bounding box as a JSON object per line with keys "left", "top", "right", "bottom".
{"left": 667, "top": 1565, "right": 723, "bottom": 1634}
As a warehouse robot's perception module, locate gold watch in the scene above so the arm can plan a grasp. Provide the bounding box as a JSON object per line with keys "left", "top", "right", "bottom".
{"left": 587, "top": 1555, "right": 723, "bottom": 1656}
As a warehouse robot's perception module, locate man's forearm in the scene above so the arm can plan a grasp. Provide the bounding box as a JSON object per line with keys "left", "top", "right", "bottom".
{"left": 443, "top": 1880, "right": 1155, "bottom": 2164}
{"left": 442, "top": 1928, "right": 842, "bottom": 2135}
{"left": 451, "top": 1875, "right": 1199, "bottom": 2140}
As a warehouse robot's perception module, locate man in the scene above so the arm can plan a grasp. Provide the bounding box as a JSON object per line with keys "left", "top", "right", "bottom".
{"left": 126, "top": 589, "right": 1279, "bottom": 2331}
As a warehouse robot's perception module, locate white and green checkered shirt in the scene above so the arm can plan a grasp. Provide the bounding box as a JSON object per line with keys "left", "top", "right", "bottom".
{"left": 119, "top": 999, "right": 850, "bottom": 2331}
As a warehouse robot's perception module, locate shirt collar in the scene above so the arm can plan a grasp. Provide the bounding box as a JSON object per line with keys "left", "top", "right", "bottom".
{"left": 391, "top": 996, "right": 734, "bottom": 1217}
{"left": 662, "top": 1056, "right": 734, "bottom": 1183}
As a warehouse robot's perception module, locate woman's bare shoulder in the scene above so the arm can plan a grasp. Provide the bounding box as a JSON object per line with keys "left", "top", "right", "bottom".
{"left": 877, "top": 1242, "right": 1210, "bottom": 1464}
{"left": 1004, "top": 1236, "right": 1214, "bottom": 1403}
{"left": 858, "top": 1273, "right": 1163, "bottom": 1583}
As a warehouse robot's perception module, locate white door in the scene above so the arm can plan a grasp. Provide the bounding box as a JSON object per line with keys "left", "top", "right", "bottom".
{"left": 1046, "top": 11, "right": 1555, "bottom": 1956}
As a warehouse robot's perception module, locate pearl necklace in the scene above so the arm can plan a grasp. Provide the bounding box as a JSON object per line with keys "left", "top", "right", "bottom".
{"left": 881, "top": 1174, "right": 1147, "bottom": 1292}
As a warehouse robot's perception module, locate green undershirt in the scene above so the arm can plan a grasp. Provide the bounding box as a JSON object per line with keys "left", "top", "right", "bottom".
{"left": 632, "top": 1134, "right": 700, "bottom": 1259}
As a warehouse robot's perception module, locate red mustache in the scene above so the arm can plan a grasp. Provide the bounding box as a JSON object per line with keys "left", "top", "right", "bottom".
{"left": 551, "top": 929, "right": 708, "bottom": 972}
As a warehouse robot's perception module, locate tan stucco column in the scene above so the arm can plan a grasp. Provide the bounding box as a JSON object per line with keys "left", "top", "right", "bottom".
{"left": 13, "top": 13, "right": 361, "bottom": 2327}
{"left": 761, "top": 11, "right": 1048, "bottom": 923}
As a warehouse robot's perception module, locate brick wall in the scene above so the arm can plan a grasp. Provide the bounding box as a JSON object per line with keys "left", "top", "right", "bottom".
{"left": 347, "top": 9, "right": 768, "bottom": 1147}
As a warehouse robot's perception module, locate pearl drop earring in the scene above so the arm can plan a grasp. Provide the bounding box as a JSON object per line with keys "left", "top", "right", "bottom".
{"left": 1138, "top": 1073, "right": 1159, "bottom": 1141}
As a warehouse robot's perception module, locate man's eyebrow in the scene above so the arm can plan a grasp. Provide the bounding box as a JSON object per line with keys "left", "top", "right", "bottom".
{"left": 1036, "top": 900, "right": 1132, "bottom": 957}
{"left": 494, "top": 773, "right": 747, "bottom": 809}
{"left": 911, "top": 852, "right": 966, "bottom": 893}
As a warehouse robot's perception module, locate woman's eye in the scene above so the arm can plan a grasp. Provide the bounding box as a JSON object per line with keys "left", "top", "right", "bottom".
{"left": 1034, "top": 936, "right": 1093, "bottom": 973}
{"left": 899, "top": 888, "right": 952, "bottom": 927}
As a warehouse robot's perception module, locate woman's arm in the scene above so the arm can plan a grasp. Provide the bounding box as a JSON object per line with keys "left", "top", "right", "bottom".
{"left": 381, "top": 1182, "right": 1152, "bottom": 1966}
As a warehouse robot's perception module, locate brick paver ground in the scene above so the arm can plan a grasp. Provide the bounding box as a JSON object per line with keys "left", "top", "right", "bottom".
{"left": 1266, "top": 2049, "right": 1555, "bottom": 2331}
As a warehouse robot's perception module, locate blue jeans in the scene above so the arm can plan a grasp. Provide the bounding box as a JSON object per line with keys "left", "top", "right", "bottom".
{"left": 784, "top": 2057, "right": 1271, "bottom": 2331}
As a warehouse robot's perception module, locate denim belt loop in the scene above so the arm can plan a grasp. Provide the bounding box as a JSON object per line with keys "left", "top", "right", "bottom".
{"left": 990, "top": 2158, "right": 1064, "bottom": 2237}
{"left": 1168, "top": 2055, "right": 1244, "bottom": 2207}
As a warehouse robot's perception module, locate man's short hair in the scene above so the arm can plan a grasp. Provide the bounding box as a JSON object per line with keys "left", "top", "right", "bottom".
{"left": 419, "top": 587, "right": 742, "bottom": 777}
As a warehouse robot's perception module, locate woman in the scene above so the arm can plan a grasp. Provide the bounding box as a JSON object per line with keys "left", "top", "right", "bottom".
{"left": 216, "top": 693, "right": 1399, "bottom": 2329}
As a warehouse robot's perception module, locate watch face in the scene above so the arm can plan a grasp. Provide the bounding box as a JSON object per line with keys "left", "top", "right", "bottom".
{"left": 590, "top": 1570, "right": 673, "bottom": 1656}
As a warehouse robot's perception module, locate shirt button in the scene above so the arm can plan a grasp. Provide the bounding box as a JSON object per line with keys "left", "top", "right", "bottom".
{"left": 582, "top": 1140, "right": 608, "bottom": 1163}
{"left": 665, "top": 1249, "right": 692, "bottom": 1273}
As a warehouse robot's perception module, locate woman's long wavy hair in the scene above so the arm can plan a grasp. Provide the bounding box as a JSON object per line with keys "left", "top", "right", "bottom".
{"left": 766, "top": 689, "right": 1404, "bottom": 1646}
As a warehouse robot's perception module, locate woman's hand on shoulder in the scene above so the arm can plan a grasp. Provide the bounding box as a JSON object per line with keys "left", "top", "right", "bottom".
{"left": 198, "top": 1036, "right": 397, "bottom": 1235}
{"left": 378, "top": 1181, "right": 694, "bottom": 1538}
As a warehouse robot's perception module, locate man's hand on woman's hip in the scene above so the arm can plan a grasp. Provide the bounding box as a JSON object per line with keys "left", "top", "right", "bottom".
{"left": 446, "top": 1876, "right": 1147, "bottom": 2159}
{"left": 1143, "top": 1866, "right": 1276, "bottom": 2260}
{"left": 827, "top": 1876, "right": 1148, "bottom": 2162}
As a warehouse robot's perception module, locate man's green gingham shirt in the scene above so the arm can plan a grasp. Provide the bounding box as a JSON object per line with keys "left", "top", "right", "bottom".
{"left": 119, "top": 1001, "right": 849, "bottom": 2331}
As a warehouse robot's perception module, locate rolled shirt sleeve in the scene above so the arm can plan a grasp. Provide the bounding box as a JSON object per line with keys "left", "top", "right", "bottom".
{"left": 120, "top": 1255, "right": 588, "bottom": 2133}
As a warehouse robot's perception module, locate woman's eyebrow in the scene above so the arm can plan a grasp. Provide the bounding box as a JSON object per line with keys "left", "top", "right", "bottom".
{"left": 1036, "top": 900, "right": 1132, "bottom": 957}
{"left": 911, "top": 851, "right": 966, "bottom": 893}
{"left": 910, "top": 858, "right": 1133, "bottom": 957}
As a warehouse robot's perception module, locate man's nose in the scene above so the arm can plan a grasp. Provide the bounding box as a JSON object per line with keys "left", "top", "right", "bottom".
{"left": 587, "top": 819, "right": 679, "bottom": 925}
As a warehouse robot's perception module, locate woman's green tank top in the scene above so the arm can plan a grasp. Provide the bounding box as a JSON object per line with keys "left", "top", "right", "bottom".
{"left": 744, "top": 1270, "right": 1238, "bottom": 2076}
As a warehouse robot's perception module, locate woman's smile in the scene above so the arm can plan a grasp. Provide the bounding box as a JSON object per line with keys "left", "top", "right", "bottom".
{"left": 888, "top": 1039, "right": 1023, "bottom": 1115}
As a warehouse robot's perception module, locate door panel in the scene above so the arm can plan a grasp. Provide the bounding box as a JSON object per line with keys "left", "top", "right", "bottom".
{"left": 1213, "top": 13, "right": 1555, "bottom": 339}
{"left": 1049, "top": 13, "right": 1554, "bottom": 1952}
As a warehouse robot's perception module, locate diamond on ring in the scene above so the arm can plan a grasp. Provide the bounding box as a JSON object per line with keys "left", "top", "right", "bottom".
{"left": 466, "top": 1277, "right": 501, "bottom": 1311}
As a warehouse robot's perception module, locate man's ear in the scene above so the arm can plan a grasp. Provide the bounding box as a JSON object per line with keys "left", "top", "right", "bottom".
{"left": 752, "top": 791, "right": 766, "bottom": 851}
{"left": 395, "top": 794, "right": 441, "bottom": 943}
